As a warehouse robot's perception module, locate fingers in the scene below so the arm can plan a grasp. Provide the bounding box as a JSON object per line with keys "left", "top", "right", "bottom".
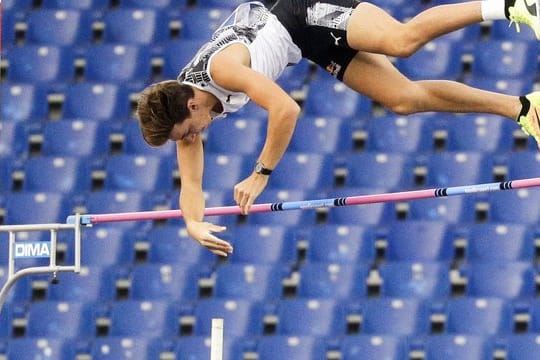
{"left": 234, "top": 185, "right": 255, "bottom": 214}
{"left": 199, "top": 230, "right": 233, "bottom": 257}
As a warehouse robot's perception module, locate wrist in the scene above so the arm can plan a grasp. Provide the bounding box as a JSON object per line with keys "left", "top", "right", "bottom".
{"left": 254, "top": 161, "right": 273, "bottom": 175}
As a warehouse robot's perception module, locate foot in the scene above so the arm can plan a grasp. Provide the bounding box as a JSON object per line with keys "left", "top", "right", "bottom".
{"left": 516, "top": 92, "right": 540, "bottom": 149}
{"left": 507, "top": 0, "right": 540, "bottom": 39}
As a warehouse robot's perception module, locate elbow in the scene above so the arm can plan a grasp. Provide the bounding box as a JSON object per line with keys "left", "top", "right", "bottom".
{"left": 283, "top": 99, "right": 301, "bottom": 123}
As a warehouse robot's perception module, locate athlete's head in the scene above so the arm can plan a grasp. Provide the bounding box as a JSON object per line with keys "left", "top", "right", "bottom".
{"left": 136, "top": 80, "right": 194, "bottom": 146}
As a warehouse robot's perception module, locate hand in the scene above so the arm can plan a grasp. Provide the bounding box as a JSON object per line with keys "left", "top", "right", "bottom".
{"left": 186, "top": 220, "right": 232, "bottom": 257}
{"left": 234, "top": 173, "right": 269, "bottom": 214}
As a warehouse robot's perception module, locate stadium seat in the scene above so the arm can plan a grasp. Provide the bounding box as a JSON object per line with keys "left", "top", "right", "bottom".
{"left": 197, "top": 0, "right": 245, "bottom": 9}
{"left": 191, "top": 298, "right": 265, "bottom": 337}
{"left": 274, "top": 298, "right": 347, "bottom": 336}
{"left": 121, "top": 0, "right": 187, "bottom": 9}
{"left": 88, "top": 337, "right": 154, "bottom": 360}
{"left": 41, "top": 120, "right": 112, "bottom": 158}
{"left": 5, "top": 45, "right": 75, "bottom": 83}
{"left": 205, "top": 116, "right": 265, "bottom": 155}
{"left": 268, "top": 153, "right": 335, "bottom": 190}
{"left": 2, "top": 10, "right": 22, "bottom": 50}
{"left": 2, "top": 0, "right": 33, "bottom": 11}
{"left": 420, "top": 334, "right": 496, "bottom": 360}
{"left": 122, "top": 120, "right": 176, "bottom": 156}
{"left": 229, "top": 225, "right": 297, "bottom": 264}
{"left": 345, "top": 152, "right": 416, "bottom": 189}
{"left": 179, "top": 8, "right": 230, "bottom": 40}
{"left": 382, "top": 221, "right": 456, "bottom": 262}
{"left": 465, "top": 223, "right": 536, "bottom": 262}
{"left": 0, "top": 156, "right": 16, "bottom": 192}
{"left": 202, "top": 154, "right": 249, "bottom": 190}
{"left": 102, "top": 9, "right": 169, "bottom": 45}
{"left": 487, "top": 188, "right": 540, "bottom": 224}
{"left": 464, "top": 77, "right": 534, "bottom": 96}
{"left": 396, "top": 39, "right": 463, "bottom": 80}
{"left": 0, "top": 302, "right": 13, "bottom": 338}
{"left": 26, "top": 9, "right": 94, "bottom": 47}
{"left": 25, "top": 301, "right": 95, "bottom": 338}
{"left": 254, "top": 335, "right": 328, "bottom": 360}
{"left": 81, "top": 191, "right": 150, "bottom": 221}
{"left": 304, "top": 76, "right": 372, "bottom": 117}
{"left": 502, "top": 334, "right": 540, "bottom": 360}
{"left": 529, "top": 299, "right": 540, "bottom": 332}
{"left": 146, "top": 225, "right": 217, "bottom": 265}
{"left": 0, "top": 267, "right": 32, "bottom": 302}
{"left": 378, "top": 261, "right": 451, "bottom": 299}
{"left": 5, "top": 338, "right": 73, "bottom": 360}
{"left": 104, "top": 154, "right": 170, "bottom": 192}
{"left": 84, "top": 44, "right": 152, "bottom": 84}
{"left": 444, "top": 297, "right": 515, "bottom": 335}
{"left": 129, "top": 263, "right": 202, "bottom": 301}
{"left": 160, "top": 39, "right": 206, "bottom": 79}
{"left": 213, "top": 263, "right": 288, "bottom": 301}
{"left": 62, "top": 83, "right": 130, "bottom": 120}
{"left": 405, "top": 195, "right": 479, "bottom": 223}
{"left": 357, "top": 298, "right": 433, "bottom": 335}
{"left": 22, "top": 156, "right": 92, "bottom": 193}
{"left": 277, "top": 58, "right": 311, "bottom": 95}
{"left": 1, "top": 83, "right": 48, "bottom": 122}
{"left": 422, "top": 151, "right": 494, "bottom": 187}
{"left": 0, "top": 121, "right": 28, "bottom": 158}
{"left": 365, "top": 114, "right": 431, "bottom": 153}
{"left": 4, "top": 192, "right": 68, "bottom": 224}
{"left": 289, "top": 115, "right": 353, "bottom": 154}
{"left": 297, "top": 263, "right": 371, "bottom": 299}
{"left": 471, "top": 40, "right": 537, "bottom": 79}
{"left": 109, "top": 300, "right": 174, "bottom": 337}
{"left": 46, "top": 265, "right": 118, "bottom": 302}
{"left": 489, "top": 20, "right": 539, "bottom": 42}
{"left": 460, "top": 261, "right": 537, "bottom": 299}
{"left": 339, "top": 334, "right": 410, "bottom": 360}
{"left": 303, "top": 224, "right": 376, "bottom": 264}
{"left": 41, "top": 0, "right": 110, "bottom": 10}
{"left": 505, "top": 151, "right": 540, "bottom": 180}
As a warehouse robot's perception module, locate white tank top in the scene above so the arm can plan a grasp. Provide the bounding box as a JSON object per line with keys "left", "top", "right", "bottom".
{"left": 178, "top": 1, "right": 302, "bottom": 118}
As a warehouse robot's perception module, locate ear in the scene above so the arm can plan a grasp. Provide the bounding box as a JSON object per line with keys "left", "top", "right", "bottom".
{"left": 187, "top": 98, "right": 198, "bottom": 111}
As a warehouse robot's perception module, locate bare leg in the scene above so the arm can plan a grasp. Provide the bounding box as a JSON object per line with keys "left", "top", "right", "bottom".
{"left": 347, "top": 2, "right": 484, "bottom": 56}
{"left": 342, "top": 51, "right": 522, "bottom": 119}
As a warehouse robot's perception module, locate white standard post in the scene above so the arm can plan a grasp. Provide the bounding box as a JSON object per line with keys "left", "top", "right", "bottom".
{"left": 210, "top": 318, "right": 224, "bottom": 360}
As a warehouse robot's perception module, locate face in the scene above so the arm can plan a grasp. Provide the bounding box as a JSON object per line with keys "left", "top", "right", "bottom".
{"left": 168, "top": 107, "right": 212, "bottom": 143}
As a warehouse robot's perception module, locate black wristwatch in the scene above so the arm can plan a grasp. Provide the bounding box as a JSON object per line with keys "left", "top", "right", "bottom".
{"left": 254, "top": 161, "right": 272, "bottom": 175}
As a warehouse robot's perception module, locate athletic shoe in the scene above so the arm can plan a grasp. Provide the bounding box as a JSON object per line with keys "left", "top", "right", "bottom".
{"left": 507, "top": 0, "right": 540, "bottom": 39}
{"left": 517, "top": 92, "right": 540, "bottom": 149}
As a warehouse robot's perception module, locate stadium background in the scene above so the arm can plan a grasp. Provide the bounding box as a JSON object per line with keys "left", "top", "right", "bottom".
{"left": 1, "top": 0, "right": 540, "bottom": 358}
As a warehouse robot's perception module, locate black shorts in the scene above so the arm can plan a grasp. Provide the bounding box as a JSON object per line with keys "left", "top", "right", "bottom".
{"left": 270, "top": 0, "right": 362, "bottom": 80}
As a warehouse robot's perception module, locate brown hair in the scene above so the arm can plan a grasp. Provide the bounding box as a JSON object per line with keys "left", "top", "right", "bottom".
{"left": 136, "top": 80, "right": 194, "bottom": 146}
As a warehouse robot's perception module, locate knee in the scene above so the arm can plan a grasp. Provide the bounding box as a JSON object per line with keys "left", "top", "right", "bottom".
{"left": 389, "top": 26, "right": 424, "bottom": 58}
{"left": 381, "top": 84, "right": 425, "bottom": 115}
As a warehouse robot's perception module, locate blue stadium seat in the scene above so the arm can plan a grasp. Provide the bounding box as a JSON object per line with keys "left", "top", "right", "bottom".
{"left": 191, "top": 298, "right": 265, "bottom": 337}
{"left": 160, "top": 39, "right": 206, "bottom": 79}
{"left": 464, "top": 77, "right": 534, "bottom": 96}
{"left": 2, "top": 10, "right": 21, "bottom": 50}
{"left": 423, "top": 151, "right": 494, "bottom": 187}
{"left": 0, "top": 156, "right": 16, "bottom": 192}
{"left": 129, "top": 263, "right": 202, "bottom": 301}
{"left": 246, "top": 189, "right": 316, "bottom": 226}
{"left": 345, "top": 152, "right": 416, "bottom": 189}
{"left": 382, "top": 221, "right": 455, "bottom": 262}
{"left": 171, "top": 335, "right": 247, "bottom": 360}
{"left": 502, "top": 334, "right": 540, "bottom": 360}
{"left": 122, "top": 120, "right": 176, "bottom": 156}
{"left": 202, "top": 154, "right": 249, "bottom": 190}
{"left": 396, "top": 39, "right": 462, "bottom": 80}
{"left": 378, "top": 261, "right": 451, "bottom": 299}
{"left": 5, "top": 338, "right": 73, "bottom": 360}
{"left": 205, "top": 116, "right": 265, "bottom": 155}
{"left": 444, "top": 297, "right": 515, "bottom": 335}
{"left": 25, "top": 301, "right": 95, "bottom": 338}
{"left": 84, "top": 44, "right": 152, "bottom": 84}
{"left": 41, "top": 120, "right": 112, "bottom": 158}
{"left": 229, "top": 225, "right": 297, "bottom": 264}
{"left": 269, "top": 152, "right": 335, "bottom": 190}
{"left": 146, "top": 225, "right": 217, "bottom": 265}
{"left": 0, "top": 121, "right": 28, "bottom": 158}
{"left": 197, "top": 0, "right": 245, "bottom": 9}
{"left": 297, "top": 263, "right": 370, "bottom": 299}
{"left": 289, "top": 115, "right": 353, "bottom": 154}
{"left": 277, "top": 59, "right": 311, "bottom": 95}
{"left": 26, "top": 9, "right": 94, "bottom": 47}
{"left": 487, "top": 188, "right": 540, "bottom": 224}
{"left": 339, "top": 335, "right": 410, "bottom": 360}
{"left": 529, "top": 299, "right": 540, "bottom": 333}
{"left": 179, "top": 8, "right": 230, "bottom": 40}
{"left": 62, "top": 83, "right": 129, "bottom": 120}
{"left": 0, "top": 302, "right": 13, "bottom": 338}
{"left": 6, "top": 45, "right": 75, "bottom": 83}
{"left": 213, "top": 263, "right": 288, "bottom": 301}
{"left": 471, "top": 40, "right": 537, "bottom": 79}
{"left": 1, "top": 83, "right": 48, "bottom": 122}
{"left": 121, "top": 0, "right": 187, "bottom": 9}
{"left": 420, "top": 334, "right": 496, "bottom": 360}
{"left": 303, "top": 224, "right": 376, "bottom": 264}
{"left": 103, "top": 9, "right": 169, "bottom": 45}
{"left": 109, "top": 300, "right": 174, "bottom": 337}
{"left": 275, "top": 298, "right": 347, "bottom": 336}
{"left": 465, "top": 223, "right": 536, "bottom": 262}
{"left": 41, "top": 0, "right": 110, "bottom": 10}
{"left": 2, "top": 0, "right": 33, "bottom": 11}
{"left": 304, "top": 76, "right": 372, "bottom": 117}
{"left": 0, "top": 267, "right": 32, "bottom": 302}
{"left": 104, "top": 154, "right": 171, "bottom": 192}
{"left": 254, "top": 335, "right": 327, "bottom": 360}
{"left": 505, "top": 151, "right": 540, "bottom": 180}
{"left": 460, "top": 261, "right": 537, "bottom": 299}
{"left": 4, "top": 192, "right": 68, "bottom": 224}
{"left": 82, "top": 191, "right": 150, "bottom": 220}
{"left": 490, "top": 20, "right": 539, "bottom": 42}
{"left": 358, "top": 298, "right": 433, "bottom": 335}
{"left": 22, "top": 156, "right": 92, "bottom": 193}
{"left": 46, "top": 265, "right": 118, "bottom": 302}
{"left": 89, "top": 337, "right": 153, "bottom": 360}
{"left": 405, "top": 195, "right": 479, "bottom": 223}
{"left": 365, "top": 114, "right": 431, "bottom": 153}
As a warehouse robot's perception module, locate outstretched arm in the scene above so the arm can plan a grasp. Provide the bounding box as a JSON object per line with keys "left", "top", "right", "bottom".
{"left": 176, "top": 136, "right": 233, "bottom": 256}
